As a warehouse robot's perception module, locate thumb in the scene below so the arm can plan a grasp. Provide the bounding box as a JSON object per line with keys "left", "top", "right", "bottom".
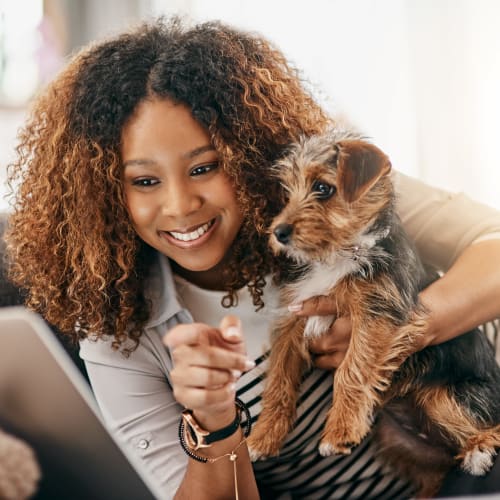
{"left": 219, "top": 315, "right": 244, "bottom": 345}
{"left": 293, "top": 295, "right": 338, "bottom": 316}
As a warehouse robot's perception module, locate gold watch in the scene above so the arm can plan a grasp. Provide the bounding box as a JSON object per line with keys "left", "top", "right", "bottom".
{"left": 181, "top": 407, "right": 242, "bottom": 450}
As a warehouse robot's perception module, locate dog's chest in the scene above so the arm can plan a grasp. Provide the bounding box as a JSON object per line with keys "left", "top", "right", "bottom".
{"left": 281, "top": 260, "right": 357, "bottom": 338}
{"left": 285, "top": 258, "right": 357, "bottom": 304}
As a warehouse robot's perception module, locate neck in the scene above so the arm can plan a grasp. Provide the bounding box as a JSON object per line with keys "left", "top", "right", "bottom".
{"left": 170, "top": 258, "right": 232, "bottom": 291}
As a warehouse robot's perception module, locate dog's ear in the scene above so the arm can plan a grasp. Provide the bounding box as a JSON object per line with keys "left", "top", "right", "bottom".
{"left": 335, "top": 140, "right": 392, "bottom": 203}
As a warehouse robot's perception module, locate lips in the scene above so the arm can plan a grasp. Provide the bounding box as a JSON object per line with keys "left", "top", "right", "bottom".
{"left": 161, "top": 218, "right": 217, "bottom": 247}
{"left": 168, "top": 219, "right": 215, "bottom": 242}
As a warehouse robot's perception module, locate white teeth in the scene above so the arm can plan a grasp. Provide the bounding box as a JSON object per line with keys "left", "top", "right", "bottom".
{"left": 169, "top": 221, "right": 213, "bottom": 242}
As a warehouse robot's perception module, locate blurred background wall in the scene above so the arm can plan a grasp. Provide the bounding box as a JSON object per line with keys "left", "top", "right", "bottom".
{"left": 1, "top": 0, "right": 499, "bottom": 212}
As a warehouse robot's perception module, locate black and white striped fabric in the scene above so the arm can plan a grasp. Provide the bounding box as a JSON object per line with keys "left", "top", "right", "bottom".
{"left": 238, "top": 353, "right": 415, "bottom": 500}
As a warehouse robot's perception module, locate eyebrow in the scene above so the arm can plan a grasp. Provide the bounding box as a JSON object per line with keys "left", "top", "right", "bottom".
{"left": 184, "top": 144, "right": 216, "bottom": 159}
{"left": 123, "top": 144, "right": 216, "bottom": 168}
{"left": 123, "top": 159, "right": 155, "bottom": 168}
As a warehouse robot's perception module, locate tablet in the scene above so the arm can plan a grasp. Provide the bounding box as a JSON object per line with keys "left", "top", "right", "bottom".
{"left": 0, "top": 306, "right": 162, "bottom": 500}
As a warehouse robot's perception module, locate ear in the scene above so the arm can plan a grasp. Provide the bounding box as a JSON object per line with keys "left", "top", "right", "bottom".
{"left": 335, "top": 140, "right": 392, "bottom": 203}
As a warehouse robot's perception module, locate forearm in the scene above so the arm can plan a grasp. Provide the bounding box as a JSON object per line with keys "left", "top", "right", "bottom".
{"left": 419, "top": 238, "right": 500, "bottom": 347}
{"left": 175, "top": 426, "right": 259, "bottom": 500}
{"left": 166, "top": 318, "right": 259, "bottom": 499}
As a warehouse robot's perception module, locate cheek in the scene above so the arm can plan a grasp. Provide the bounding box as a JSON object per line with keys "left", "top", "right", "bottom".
{"left": 125, "top": 193, "right": 156, "bottom": 227}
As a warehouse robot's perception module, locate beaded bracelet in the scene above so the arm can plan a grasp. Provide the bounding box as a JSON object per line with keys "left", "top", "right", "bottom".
{"left": 178, "top": 398, "right": 252, "bottom": 463}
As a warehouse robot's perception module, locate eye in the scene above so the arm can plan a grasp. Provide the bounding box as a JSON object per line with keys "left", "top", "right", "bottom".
{"left": 311, "top": 180, "right": 336, "bottom": 200}
{"left": 190, "top": 162, "right": 219, "bottom": 177}
{"left": 131, "top": 177, "right": 160, "bottom": 187}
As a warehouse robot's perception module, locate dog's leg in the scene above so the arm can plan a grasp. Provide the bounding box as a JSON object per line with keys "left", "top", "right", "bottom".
{"left": 459, "top": 425, "right": 500, "bottom": 476}
{"left": 416, "top": 386, "right": 500, "bottom": 476}
{"left": 319, "top": 314, "right": 392, "bottom": 456}
{"left": 320, "top": 284, "right": 427, "bottom": 456}
{"left": 247, "top": 316, "right": 310, "bottom": 460}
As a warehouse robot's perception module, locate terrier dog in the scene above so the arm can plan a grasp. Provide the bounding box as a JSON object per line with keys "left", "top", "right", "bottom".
{"left": 247, "top": 128, "right": 500, "bottom": 497}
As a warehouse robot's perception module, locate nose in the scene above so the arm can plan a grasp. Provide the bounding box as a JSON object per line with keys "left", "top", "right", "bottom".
{"left": 273, "top": 223, "right": 294, "bottom": 244}
{"left": 163, "top": 181, "right": 202, "bottom": 218}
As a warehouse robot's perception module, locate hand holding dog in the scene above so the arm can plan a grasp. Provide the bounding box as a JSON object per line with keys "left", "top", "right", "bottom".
{"left": 164, "top": 315, "right": 254, "bottom": 430}
{"left": 291, "top": 296, "right": 352, "bottom": 369}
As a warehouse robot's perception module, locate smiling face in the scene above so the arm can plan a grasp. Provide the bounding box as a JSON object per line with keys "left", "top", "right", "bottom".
{"left": 121, "top": 98, "right": 244, "bottom": 288}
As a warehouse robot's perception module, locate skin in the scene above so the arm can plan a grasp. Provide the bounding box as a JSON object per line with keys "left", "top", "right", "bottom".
{"left": 122, "top": 97, "right": 500, "bottom": 499}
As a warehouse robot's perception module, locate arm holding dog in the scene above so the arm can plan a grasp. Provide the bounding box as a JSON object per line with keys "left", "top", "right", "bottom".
{"left": 419, "top": 238, "right": 500, "bottom": 348}
{"left": 301, "top": 239, "right": 500, "bottom": 361}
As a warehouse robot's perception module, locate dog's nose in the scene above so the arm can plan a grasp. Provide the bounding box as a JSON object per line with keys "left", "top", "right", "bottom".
{"left": 273, "top": 223, "right": 294, "bottom": 244}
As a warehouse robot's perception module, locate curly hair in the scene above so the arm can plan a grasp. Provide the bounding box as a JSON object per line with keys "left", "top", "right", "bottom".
{"left": 6, "top": 17, "right": 330, "bottom": 351}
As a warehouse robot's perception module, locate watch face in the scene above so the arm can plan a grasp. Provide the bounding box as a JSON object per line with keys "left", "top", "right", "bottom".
{"left": 181, "top": 407, "right": 243, "bottom": 449}
{"left": 181, "top": 410, "right": 211, "bottom": 450}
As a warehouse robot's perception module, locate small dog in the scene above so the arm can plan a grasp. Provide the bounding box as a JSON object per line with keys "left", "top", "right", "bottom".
{"left": 247, "top": 128, "right": 500, "bottom": 497}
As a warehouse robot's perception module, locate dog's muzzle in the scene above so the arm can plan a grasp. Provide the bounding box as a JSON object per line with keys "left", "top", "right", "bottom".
{"left": 273, "top": 223, "right": 294, "bottom": 245}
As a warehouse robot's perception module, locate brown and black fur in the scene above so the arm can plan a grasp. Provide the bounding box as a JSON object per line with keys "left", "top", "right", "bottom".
{"left": 246, "top": 128, "right": 500, "bottom": 498}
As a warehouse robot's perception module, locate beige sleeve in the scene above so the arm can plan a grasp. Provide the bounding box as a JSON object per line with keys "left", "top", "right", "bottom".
{"left": 393, "top": 171, "right": 500, "bottom": 272}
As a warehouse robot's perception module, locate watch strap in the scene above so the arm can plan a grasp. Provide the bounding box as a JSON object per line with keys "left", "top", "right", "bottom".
{"left": 181, "top": 406, "right": 241, "bottom": 450}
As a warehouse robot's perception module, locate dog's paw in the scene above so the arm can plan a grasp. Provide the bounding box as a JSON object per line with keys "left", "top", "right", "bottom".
{"left": 246, "top": 436, "right": 280, "bottom": 462}
{"left": 247, "top": 445, "right": 268, "bottom": 462}
{"left": 460, "top": 446, "right": 496, "bottom": 476}
{"left": 319, "top": 419, "right": 368, "bottom": 457}
{"left": 318, "top": 440, "right": 353, "bottom": 457}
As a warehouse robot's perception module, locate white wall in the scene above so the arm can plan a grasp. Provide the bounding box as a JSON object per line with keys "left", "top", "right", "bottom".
{"left": 407, "top": 0, "right": 500, "bottom": 203}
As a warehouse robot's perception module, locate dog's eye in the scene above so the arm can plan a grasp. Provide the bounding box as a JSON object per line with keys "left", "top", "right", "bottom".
{"left": 312, "top": 180, "right": 336, "bottom": 200}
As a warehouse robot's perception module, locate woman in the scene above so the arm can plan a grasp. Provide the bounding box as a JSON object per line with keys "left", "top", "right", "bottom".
{"left": 6, "top": 17, "right": 500, "bottom": 499}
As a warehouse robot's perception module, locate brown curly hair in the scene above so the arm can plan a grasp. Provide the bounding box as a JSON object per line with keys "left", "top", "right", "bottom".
{"left": 6, "top": 17, "right": 330, "bottom": 351}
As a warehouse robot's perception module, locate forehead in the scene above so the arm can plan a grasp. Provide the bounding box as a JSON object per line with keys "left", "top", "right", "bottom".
{"left": 121, "top": 98, "right": 212, "bottom": 159}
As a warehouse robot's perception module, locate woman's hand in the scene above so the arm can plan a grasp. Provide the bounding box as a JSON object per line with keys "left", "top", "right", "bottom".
{"left": 164, "top": 315, "right": 254, "bottom": 431}
{"left": 291, "top": 296, "right": 352, "bottom": 370}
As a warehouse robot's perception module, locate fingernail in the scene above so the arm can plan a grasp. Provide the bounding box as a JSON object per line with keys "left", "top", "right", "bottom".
{"left": 225, "top": 325, "right": 241, "bottom": 340}
{"left": 244, "top": 359, "right": 256, "bottom": 371}
{"left": 231, "top": 370, "right": 242, "bottom": 380}
{"left": 288, "top": 303, "right": 303, "bottom": 312}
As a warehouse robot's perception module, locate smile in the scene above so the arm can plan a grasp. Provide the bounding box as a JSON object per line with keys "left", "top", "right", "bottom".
{"left": 167, "top": 219, "right": 215, "bottom": 242}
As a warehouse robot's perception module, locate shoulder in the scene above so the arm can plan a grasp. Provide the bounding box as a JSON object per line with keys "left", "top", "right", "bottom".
{"left": 79, "top": 325, "right": 172, "bottom": 376}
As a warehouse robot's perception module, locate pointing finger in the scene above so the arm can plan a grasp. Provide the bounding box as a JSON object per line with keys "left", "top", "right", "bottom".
{"left": 164, "top": 323, "right": 217, "bottom": 349}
